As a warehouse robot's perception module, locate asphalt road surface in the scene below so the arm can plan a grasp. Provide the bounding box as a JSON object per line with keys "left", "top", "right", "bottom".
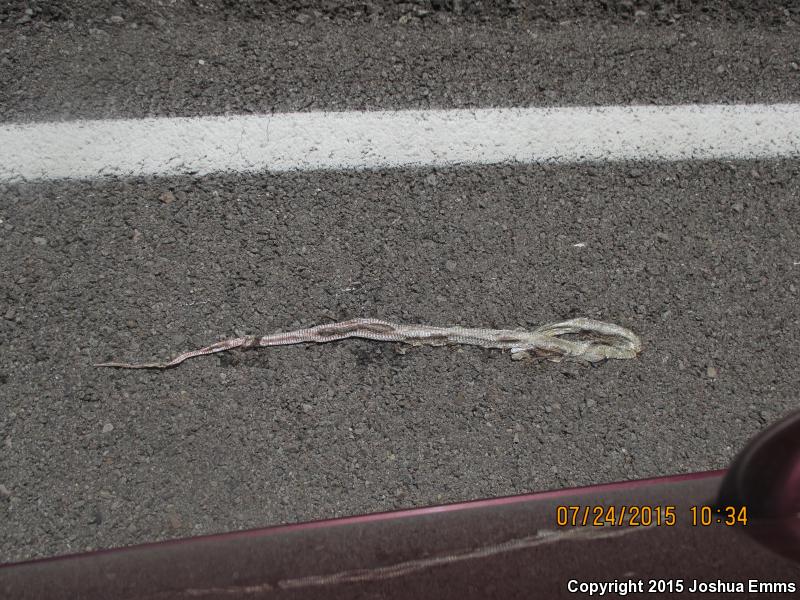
{"left": 1, "top": 1, "right": 799, "bottom": 563}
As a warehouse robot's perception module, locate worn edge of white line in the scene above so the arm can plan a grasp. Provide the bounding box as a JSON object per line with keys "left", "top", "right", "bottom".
{"left": 1, "top": 103, "right": 799, "bottom": 182}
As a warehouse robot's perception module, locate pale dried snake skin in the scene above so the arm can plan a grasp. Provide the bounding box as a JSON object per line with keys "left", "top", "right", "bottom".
{"left": 94, "top": 317, "right": 642, "bottom": 369}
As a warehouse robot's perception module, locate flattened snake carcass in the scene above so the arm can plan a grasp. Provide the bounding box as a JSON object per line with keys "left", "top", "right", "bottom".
{"left": 94, "top": 317, "right": 642, "bottom": 369}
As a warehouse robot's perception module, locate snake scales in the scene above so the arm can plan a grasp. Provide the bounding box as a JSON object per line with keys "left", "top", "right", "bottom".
{"left": 95, "top": 317, "right": 641, "bottom": 369}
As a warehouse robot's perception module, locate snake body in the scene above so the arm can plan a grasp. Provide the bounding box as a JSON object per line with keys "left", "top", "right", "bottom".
{"left": 95, "top": 317, "right": 641, "bottom": 369}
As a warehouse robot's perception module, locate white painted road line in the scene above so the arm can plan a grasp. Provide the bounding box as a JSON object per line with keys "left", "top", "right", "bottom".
{"left": 1, "top": 103, "right": 799, "bottom": 182}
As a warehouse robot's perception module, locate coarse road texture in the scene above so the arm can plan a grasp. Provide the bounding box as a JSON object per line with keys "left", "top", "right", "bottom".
{"left": 2, "top": 1, "right": 800, "bottom": 562}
